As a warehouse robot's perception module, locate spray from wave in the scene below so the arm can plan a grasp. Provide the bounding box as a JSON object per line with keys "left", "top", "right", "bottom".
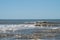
{"left": 0, "top": 24, "right": 35, "bottom": 33}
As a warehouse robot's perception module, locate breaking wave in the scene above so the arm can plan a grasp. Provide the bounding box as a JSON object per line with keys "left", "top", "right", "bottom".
{"left": 0, "top": 24, "right": 35, "bottom": 33}
{"left": 0, "top": 24, "right": 60, "bottom": 33}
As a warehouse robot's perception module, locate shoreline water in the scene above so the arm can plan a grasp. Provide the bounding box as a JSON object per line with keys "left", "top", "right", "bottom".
{"left": 0, "top": 20, "right": 60, "bottom": 40}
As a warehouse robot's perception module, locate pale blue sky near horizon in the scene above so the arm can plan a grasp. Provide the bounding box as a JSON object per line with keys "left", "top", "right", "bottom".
{"left": 0, "top": 0, "right": 60, "bottom": 19}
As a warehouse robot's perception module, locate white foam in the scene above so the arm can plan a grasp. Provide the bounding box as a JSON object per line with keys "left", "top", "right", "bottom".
{"left": 0, "top": 24, "right": 59, "bottom": 33}
{"left": 0, "top": 24, "right": 35, "bottom": 33}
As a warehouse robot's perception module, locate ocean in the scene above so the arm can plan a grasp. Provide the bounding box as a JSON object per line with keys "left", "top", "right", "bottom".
{"left": 0, "top": 19, "right": 60, "bottom": 40}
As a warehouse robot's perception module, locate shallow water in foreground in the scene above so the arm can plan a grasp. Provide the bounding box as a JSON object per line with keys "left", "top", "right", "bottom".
{"left": 0, "top": 38, "right": 56, "bottom": 40}
{"left": 0, "top": 38, "right": 60, "bottom": 40}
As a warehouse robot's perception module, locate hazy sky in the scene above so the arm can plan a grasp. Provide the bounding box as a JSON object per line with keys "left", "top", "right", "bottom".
{"left": 0, "top": 0, "right": 60, "bottom": 19}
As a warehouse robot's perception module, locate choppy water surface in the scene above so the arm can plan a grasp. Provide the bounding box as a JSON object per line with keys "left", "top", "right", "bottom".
{"left": 0, "top": 19, "right": 60, "bottom": 40}
{"left": 0, "top": 38, "right": 60, "bottom": 40}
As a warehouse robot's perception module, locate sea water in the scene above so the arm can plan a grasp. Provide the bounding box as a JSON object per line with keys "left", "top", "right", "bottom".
{"left": 0, "top": 38, "right": 60, "bottom": 40}
{"left": 0, "top": 19, "right": 60, "bottom": 40}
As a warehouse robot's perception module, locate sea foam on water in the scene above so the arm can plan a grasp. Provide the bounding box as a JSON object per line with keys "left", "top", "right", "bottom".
{"left": 0, "top": 24, "right": 35, "bottom": 33}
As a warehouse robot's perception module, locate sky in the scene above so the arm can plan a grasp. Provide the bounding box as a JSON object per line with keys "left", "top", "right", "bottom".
{"left": 0, "top": 0, "right": 60, "bottom": 19}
